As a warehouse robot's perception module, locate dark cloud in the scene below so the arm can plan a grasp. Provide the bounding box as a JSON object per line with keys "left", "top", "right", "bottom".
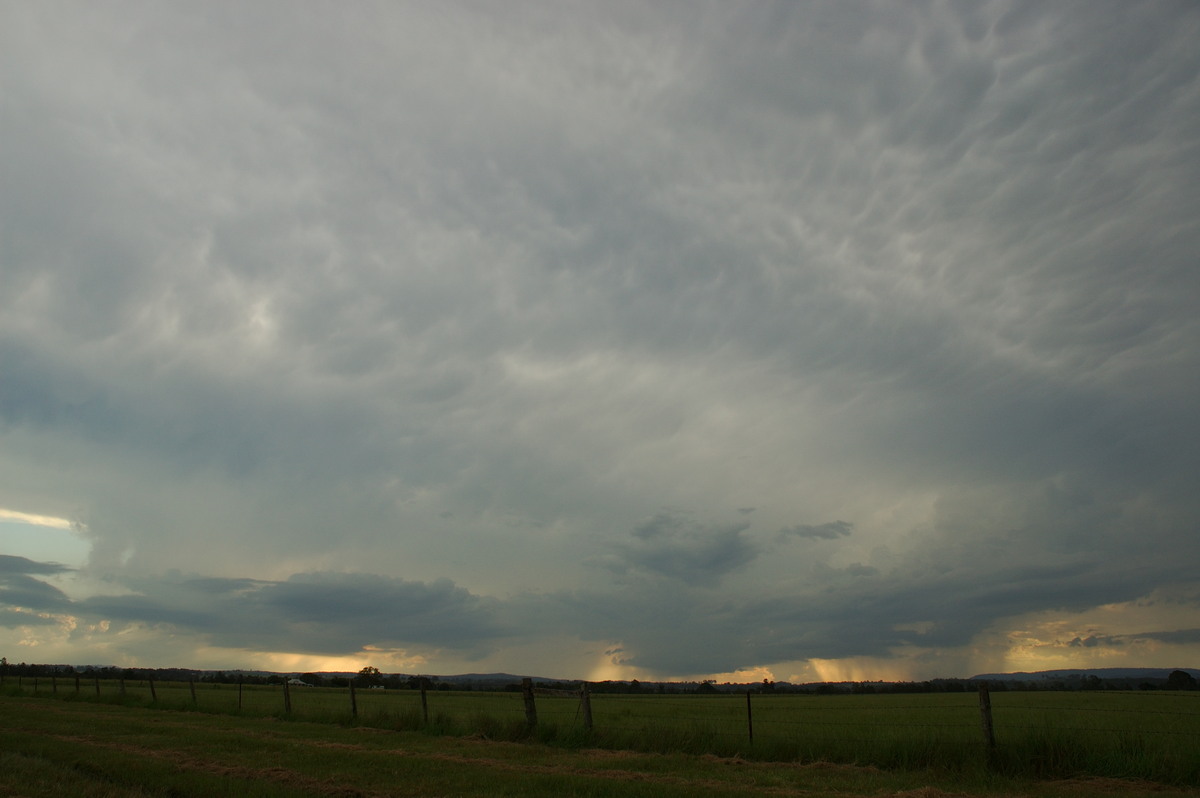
{"left": 0, "top": 575, "right": 72, "bottom": 622}
{"left": 1137, "top": 629, "right": 1200, "bottom": 646}
{"left": 1070, "top": 636, "right": 1107, "bottom": 648}
{"left": 0, "top": 562, "right": 504, "bottom": 658}
{"left": 778, "top": 521, "right": 853, "bottom": 541}
{"left": 0, "top": 555, "right": 73, "bottom": 623}
{"left": 70, "top": 571, "right": 503, "bottom": 658}
{"left": 1071, "top": 628, "right": 1200, "bottom": 649}
{"left": 0, "top": 2, "right": 1198, "bottom": 677}
{"left": 0, "top": 555, "right": 72, "bottom": 575}
{"left": 602, "top": 513, "right": 757, "bottom": 587}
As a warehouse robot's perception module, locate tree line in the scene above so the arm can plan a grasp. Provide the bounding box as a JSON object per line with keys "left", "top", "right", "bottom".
{"left": 3, "top": 658, "right": 1195, "bottom": 692}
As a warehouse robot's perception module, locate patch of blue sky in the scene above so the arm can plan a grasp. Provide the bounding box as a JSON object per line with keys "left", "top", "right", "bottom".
{"left": 0, "top": 517, "right": 89, "bottom": 569}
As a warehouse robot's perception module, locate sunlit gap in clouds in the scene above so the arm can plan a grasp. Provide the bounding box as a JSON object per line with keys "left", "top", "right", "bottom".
{"left": 0, "top": 508, "right": 90, "bottom": 567}
{"left": 809, "top": 658, "right": 924, "bottom": 685}
{"left": 240, "top": 649, "right": 431, "bottom": 675}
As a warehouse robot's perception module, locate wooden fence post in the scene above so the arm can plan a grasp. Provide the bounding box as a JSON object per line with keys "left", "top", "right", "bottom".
{"left": 120, "top": 678, "right": 126, "bottom": 696}
{"left": 581, "top": 682, "right": 593, "bottom": 732}
{"left": 420, "top": 679, "right": 429, "bottom": 725}
{"left": 189, "top": 679, "right": 197, "bottom": 704}
{"left": 521, "top": 677, "right": 538, "bottom": 730}
{"left": 52, "top": 675, "right": 57, "bottom": 695}
{"left": 978, "top": 682, "right": 996, "bottom": 751}
{"left": 238, "top": 677, "right": 243, "bottom": 710}
{"left": 349, "top": 680, "right": 358, "bottom": 719}
{"left": 746, "top": 691, "right": 754, "bottom": 744}
{"left": 75, "top": 675, "right": 80, "bottom": 693}
{"left": 149, "top": 676, "right": 157, "bottom": 702}
{"left": 94, "top": 676, "right": 100, "bottom": 695}
{"left": 283, "top": 678, "right": 293, "bottom": 714}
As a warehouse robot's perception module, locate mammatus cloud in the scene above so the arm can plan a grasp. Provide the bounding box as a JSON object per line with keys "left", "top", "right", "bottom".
{"left": 778, "top": 521, "right": 853, "bottom": 541}
{"left": 0, "top": 2, "right": 1198, "bottom": 680}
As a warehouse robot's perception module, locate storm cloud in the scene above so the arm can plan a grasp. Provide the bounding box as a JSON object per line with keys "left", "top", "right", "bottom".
{"left": 1, "top": 1, "right": 1198, "bottom": 680}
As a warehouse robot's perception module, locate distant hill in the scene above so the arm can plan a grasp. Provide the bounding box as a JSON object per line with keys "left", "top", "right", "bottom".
{"left": 970, "top": 667, "right": 1200, "bottom": 682}
{"left": 13, "top": 662, "right": 1198, "bottom": 691}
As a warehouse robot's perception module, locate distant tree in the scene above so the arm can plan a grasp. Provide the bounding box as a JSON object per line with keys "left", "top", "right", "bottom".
{"left": 1167, "top": 670, "right": 1197, "bottom": 690}
{"left": 357, "top": 666, "right": 383, "bottom": 687}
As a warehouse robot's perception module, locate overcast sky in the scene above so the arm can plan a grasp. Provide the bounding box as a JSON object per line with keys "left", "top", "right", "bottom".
{"left": 2, "top": 1, "right": 1199, "bottom": 683}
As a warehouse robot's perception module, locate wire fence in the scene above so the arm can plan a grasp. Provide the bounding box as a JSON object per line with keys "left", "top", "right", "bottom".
{"left": 4, "top": 674, "right": 1200, "bottom": 782}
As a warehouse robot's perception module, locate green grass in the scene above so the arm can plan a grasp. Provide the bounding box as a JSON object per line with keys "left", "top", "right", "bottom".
{"left": 6, "top": 680, "right": 1200, "bottom": 786}
{"left": 4, "top": 693, "right": 1200, "bottom": 798}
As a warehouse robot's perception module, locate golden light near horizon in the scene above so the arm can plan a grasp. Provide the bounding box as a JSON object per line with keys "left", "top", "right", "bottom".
{"left": 983, "top": 591, "right": 1200, "bottom": 675}
{"left": 808, "top": 658, "right": 920, "bottom": 685}
{"left": 585, "top": 646, "right": 644, "bottom": 683}
{"left": 240, "top": 649, "right": 432, "bottom": 675}
{"left": 686, "top": 665, "right": 777, "bottom": 685}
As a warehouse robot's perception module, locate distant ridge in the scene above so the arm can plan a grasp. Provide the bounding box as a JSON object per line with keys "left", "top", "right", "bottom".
{"left": 970, "top": 667, "right": 1200, "bottom": 681}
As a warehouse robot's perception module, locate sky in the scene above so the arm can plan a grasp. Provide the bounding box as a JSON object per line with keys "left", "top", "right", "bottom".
{"left": 1, "top": 1, "right": 1199, "bottom": 684}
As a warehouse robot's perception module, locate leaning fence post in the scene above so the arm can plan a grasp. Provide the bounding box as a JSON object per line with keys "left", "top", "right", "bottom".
{"left": 349, "top": 680, "right": 358, "bottom": 719}
{"left": 238, "top": 677, "right": 243, "bottom": 710}
{"left": 149, "top": 676, "right": 157, "bottom": 702}
{"left": 521, "top": 677, "right": 538, "bottom": 730}
{"left": 420, "top": 679, "right": 429, "bottom": 725}
{"left": 52, "top": 674, "right": 58, "bottom": 695}
{"left": 94, "top": 676, "right": 100, "bottom": 695}
{"left": 746, "top": 690, "right": 754, "bottom": 744}
{"left": 189, "top": 679, "right": 197, "bottom": 704}
{"left": 978, "top": 682, "right": 996, "bottom": 751}
{"left": 75, "top": 675, "right": 81, "bottom": 693}
{"left": 581, "top": 682, "right": 593, "bottom": 732}
{"left": 283, "top": 678, "right": 293, "bottom": 714}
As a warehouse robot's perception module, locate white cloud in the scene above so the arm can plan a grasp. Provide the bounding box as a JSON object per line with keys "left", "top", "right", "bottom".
{"left": 0, "top": 509, "right": 75, "bottom": 530}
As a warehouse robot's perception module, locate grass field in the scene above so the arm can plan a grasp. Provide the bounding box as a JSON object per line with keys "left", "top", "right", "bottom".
{"left": 3, "top": 680, "right": 1199, "bottom": 795}
{"left": 4, "top": 692, "right": 1200, "bottom": 798}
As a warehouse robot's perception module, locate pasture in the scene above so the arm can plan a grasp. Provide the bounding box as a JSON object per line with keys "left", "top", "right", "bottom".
{"left": 3, "top": 679, "right": 1200, "bottom": 795}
